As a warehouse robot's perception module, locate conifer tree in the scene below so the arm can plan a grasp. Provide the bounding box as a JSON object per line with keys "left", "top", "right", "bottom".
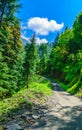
{"left": 0, "top": 0, "right": 24, "bottom": 97}
{"left": 24, "top": 34, "right": 37, "bottom": 85}
{"left": 0, "top": 0, "right": 21, "bottom": 23}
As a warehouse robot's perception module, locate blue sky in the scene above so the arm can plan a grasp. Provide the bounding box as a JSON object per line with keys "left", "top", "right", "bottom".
{"left": 18, "top": 0, "right": 82, "bottom": 44}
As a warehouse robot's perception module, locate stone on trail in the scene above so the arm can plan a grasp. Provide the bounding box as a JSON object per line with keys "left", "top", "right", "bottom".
{"left": 32, "top": 115, "right": 40, "bottom": 120}
{"left": 4, "top": 124, "right": 23, "bottom": 130}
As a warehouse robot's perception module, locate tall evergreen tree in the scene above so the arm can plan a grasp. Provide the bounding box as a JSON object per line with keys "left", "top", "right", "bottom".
{"left": 73, "top": 12, "right": 82, "bottom": 51}
{"left": 38, "top": 43, "right": 51, "bottom": 74}
{"left": 0, "top": 0, "right": 21, "bottom": 23}
{"left": 53, "top": 33, "right": 59, "bottom": 47}
{"left": 24, "top": 34, "right": 37, "bottom": 85}
{"left": 0, "top": 0, "right": 24, "bottom": 97}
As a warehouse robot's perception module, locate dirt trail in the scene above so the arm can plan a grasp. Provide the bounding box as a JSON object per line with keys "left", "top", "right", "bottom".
{"left": 33, "top": 82, "right": 82, "bottom": 130}
{"left": 42, "top": 82, "right": 82, "bottom": 130}
{"left": 1, "top": 81, "right": 82, "bottom": 130}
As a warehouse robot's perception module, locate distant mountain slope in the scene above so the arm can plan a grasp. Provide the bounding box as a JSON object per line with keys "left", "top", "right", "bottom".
{"left": 21, "top": 36, "right": 30, "bottom": 46}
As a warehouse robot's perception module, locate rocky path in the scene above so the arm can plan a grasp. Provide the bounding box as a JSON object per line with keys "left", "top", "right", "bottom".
{"left": 0, "top": 81, "right": 82, "bottom": 130}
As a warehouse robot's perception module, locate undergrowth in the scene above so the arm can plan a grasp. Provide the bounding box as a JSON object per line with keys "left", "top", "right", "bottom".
{"left": 0, "top": 75, "right": 52, "bottom": 117}
{"left": 51, "top": 77, "right": 82, "bottom": 98}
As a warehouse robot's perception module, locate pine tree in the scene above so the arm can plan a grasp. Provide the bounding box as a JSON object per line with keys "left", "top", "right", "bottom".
{"left": 0, "top": 0, "right": 24, "bottom": 97}
{"left": 0, "top": 0, "right": 21, "bottom": 23}
{"left": 38, "top": 43, "right": 51, "bottom": 74}
{"left": 24, "top": 34, "right": 37, "bottom": 85}
{"left": 73, "top": 12, "right": 82, "bottom": 51}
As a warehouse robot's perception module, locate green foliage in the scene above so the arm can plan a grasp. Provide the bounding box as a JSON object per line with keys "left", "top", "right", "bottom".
{"left": 0, "top": 0, "right": 21, "bottom": 23}
{"left": 28, "top": 79, "right": 52, "bottom": 96}
{"left": 67, "top": 81, "right": 81, "bottom": 94}
{"left": 0, "top": 76, "right": 52, "bottom": 115}
{"left": 76, "top": 87, "right": 82, "bottom": 98}
{"left": 73, "top": 12, "right": 82, "bottom": 51}
{"left": 47, "top": 12, "right": 82, "bottom": 96}
{"left": 53, "top": 33, "right": 59, "bottom": 47}
{"left": 24, "top": 34, "right": 38, "bottom": 85}
{"left": 38, "top": 43, "right": 51, "bottom": 74}
{"left": 0, "top": 0, "right": 25, "bottom": 98}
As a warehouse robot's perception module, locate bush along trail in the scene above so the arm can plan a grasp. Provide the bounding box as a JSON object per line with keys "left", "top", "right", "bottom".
{"left": 0, "top": 77, "right": 82, "bottom": 130}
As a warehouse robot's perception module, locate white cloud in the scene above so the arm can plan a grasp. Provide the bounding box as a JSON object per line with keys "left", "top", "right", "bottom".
{"left": 35, "top": 37, "right": 48, "bottom": 45}
{"left": 28, "top": 17, "right": 64, "bottom": 35}
{"left": 21, "top": 35, "right": 48, "bottom": 45}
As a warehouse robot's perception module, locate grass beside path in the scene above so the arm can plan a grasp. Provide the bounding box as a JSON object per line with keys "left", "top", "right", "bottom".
{"left": 50, "top": 77, "right": 82, "bottom": 98}
{"left": 0, "top": 75, "right": 52, "bottom": 118}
